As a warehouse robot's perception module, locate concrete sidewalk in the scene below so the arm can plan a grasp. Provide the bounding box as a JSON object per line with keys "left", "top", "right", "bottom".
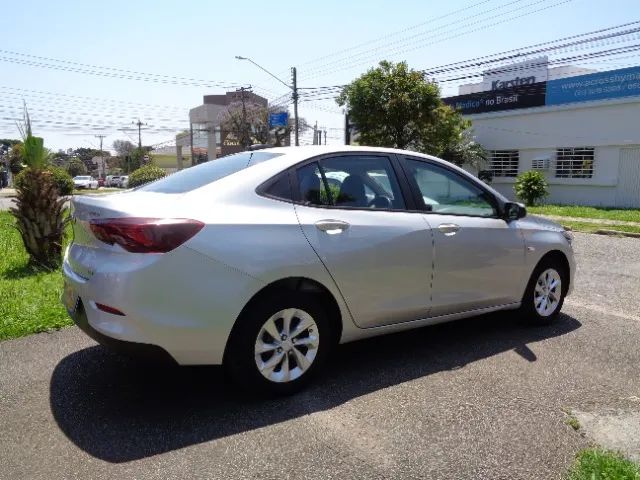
{"left": 0, "top": 187, "right": 16, "bottom": 198}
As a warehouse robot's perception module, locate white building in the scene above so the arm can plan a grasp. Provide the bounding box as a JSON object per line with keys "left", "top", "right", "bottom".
{"left": 445, "top": 58, "right": 640, "bottom": 207}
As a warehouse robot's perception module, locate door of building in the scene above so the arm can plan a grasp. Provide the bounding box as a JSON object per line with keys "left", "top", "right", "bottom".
{"left": 616, "top": 148, "right": 640, "bottom": 208}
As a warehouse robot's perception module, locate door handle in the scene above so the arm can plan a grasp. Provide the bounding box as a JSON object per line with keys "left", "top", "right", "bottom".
{"left": 438, "top": 223, "right": 460, "bottom": 236}
{"left": 315, "top": 220, "right": 350, "bottom": 235}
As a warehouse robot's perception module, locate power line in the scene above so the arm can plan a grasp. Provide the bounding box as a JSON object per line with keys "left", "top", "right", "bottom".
{"left": 0, "top": 49, "right": 247, "bottom": 89}
{"left": 302, "top": 0, "right": 574, "bottom": 80}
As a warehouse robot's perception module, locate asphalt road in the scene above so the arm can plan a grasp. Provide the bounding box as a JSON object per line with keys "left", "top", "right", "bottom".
{"left": 1, "top": 233, "right": 639, "bottom": 479}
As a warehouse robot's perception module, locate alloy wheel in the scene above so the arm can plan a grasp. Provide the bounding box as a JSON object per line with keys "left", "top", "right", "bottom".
{"left": 534, "top": 268, "right": 562, "bottom": 317}
{"left": 254, "top": 308, "right": 320, "bottom": 383}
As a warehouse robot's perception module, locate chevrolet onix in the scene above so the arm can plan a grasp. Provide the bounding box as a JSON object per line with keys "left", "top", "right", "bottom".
{"left": 63, "top": 146, "right": 574, "bottom": 394}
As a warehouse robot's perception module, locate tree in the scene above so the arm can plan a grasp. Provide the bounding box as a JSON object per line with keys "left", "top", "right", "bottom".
{"left": 439, "top": 130, "right": 487, "bottom": 170}
{"left": 112, "top": 139, "right": 135, "bottom": 158}
{"left": 220, "top": 103, "right": 309, "bottom": 148}
{"left": 67, "top": 157, "right": 87, "bottom": 177}
{"left": 337, "top": 60, "right": 471, "bottom": 156}
{"left": 7, "top": 142, "right": 25, "bottom": 175}
{"left": 219, "top": 102, "right": 266, "bottom": 148}
{"left": 10, "top": 107, "right": 67, "bottom": 269}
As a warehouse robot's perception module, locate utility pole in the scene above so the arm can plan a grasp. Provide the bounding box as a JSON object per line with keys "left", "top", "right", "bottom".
{"left": 236, "top": 86, "right": 252, "bottom": 149}
{"left": 313, "top": 121, "right": 318, "bottom": 145}
{"left": 292, "top": 67, "right": 299, "bottom": 147}
{"left": 345, "top": 113, "right": 352, "bottom": 145}
{"left": 190, "top": 122, "right": 195, "bottom": 166}
{"left": 132, "top": 119, "right": 146, "bottom": 150}
{"left": 324, "top": 129, "right": 327, "bottom": 145}
{"left": 94, "top": 134, "right": 106, "bottom": 178}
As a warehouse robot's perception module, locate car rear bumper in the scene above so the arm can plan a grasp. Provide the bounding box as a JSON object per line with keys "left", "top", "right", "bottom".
{"left": 69, "top": 299, "right": 176, "bottom": 364}
{"left": 62, "top": 244, "right": 263, "bottom": 366}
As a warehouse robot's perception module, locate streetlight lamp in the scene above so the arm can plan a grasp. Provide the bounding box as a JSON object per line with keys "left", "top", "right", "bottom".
{"left": 235, "top": 56, "right": 299, "bottom": 146}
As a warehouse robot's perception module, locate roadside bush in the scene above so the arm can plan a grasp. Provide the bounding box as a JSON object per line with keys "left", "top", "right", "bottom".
{"left": 128, "top": 164, "right": 166, "bottom": 188}
{"left": 514, "top": 171, "right": 548, "bottom": 206}
{"left": 14, "top": 166, "right": 74, "bottom": 196}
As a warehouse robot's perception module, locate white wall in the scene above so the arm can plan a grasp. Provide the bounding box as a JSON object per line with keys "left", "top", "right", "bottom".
{"left": 467, "top": 97, "right": 640, "bottom": 206}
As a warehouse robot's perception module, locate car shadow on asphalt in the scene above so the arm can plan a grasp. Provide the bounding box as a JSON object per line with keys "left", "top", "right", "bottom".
{"left": 49, "top": 312, "right": 581, "bottom": 463}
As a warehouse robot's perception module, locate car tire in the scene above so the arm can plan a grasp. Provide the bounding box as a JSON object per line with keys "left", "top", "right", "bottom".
{"left": 224, "top": 292, "right": 333, "bottom": 395}
{"left": 518, "top": 258, "right": 568, "bottom": 325}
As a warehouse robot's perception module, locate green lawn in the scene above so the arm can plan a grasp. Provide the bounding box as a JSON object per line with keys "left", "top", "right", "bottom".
{"left": 73, "top": 188, "right": 121, "bottom": 195}
{"left": 566, "top": 449, "right": 640, "bottom": 480}
{"left": 0, "top": 211, "right": 72, "bottom": 341}
{"left": 528, "top": 205, "right": 640, "bottom": 223}
{"left": 559, "top": 220, "right": 640, "bottom": 235}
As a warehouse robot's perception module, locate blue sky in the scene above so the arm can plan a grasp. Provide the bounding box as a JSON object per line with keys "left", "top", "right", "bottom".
{"left": 1, "top": 0, "right": 639, "bottom": 151}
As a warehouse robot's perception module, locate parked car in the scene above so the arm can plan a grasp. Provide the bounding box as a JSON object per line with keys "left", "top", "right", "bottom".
{"left": 63, "top": 146, "right": 575, "bottom": 394}
{"left": 118, "top": 175, "right": 129, "bottom": 188}
{"left": 72, "top": 175, "right": 98, "bottom": 190}
{"left": 105, "top": 175, "right": 121, "bottom": 187}
{"left": 98, "top": 178, "right": 105, "bottom": 187}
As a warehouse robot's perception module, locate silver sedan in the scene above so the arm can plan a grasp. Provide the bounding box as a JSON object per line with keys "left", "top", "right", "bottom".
{"left": 63, "top": 146, "right": 574, "bottom": 394}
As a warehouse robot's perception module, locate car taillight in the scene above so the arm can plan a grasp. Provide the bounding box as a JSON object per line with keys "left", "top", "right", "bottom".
{"left": 89, "top": 218, "right": 204, "bottom": 253}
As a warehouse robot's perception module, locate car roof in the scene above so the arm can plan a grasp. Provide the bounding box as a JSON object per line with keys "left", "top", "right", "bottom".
{"left": 249, "top": 145, "right": 447, "bottom": 171}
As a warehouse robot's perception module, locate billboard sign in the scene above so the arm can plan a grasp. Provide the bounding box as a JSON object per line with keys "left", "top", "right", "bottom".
{"left": 546, "top": 65, "right": 640, "bottom": 106}
{"left": 443, "top": 82, "right": 547, "bottom": 115}
{"left": 481, "top": 56, "right": 549, "bottom": 91}
{"left": 269, "top": 112, "right": 289, "bottom": 128}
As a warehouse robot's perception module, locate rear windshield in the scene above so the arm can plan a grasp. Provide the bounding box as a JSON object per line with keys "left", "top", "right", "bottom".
{"left": 137, "top": 151, "right": 283, "bottom": 193}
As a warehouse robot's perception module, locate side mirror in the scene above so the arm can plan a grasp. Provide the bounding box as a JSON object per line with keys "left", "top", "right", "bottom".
{"left": 504, "top": 201, "right": 527, "bottom": 221}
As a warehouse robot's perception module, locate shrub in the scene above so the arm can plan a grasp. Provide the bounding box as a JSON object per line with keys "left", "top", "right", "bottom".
{"left": 48, "top": 166, "right": 74, "bottom": 195}
{"left": 128, "top": 164, "right": 166, "bottom": 188}
{"left": 15, "top": 166, "right": 74, "bottom": 196}
{"left": 514, "top": 171, "right": 548, "bottom": 206}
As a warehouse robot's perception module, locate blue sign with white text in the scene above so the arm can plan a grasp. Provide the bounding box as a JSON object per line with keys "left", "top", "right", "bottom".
{"left": 269, "top": 112, "right": 289, "bottom": 128}
{"left": 546, "top": 66, "right": 640, "bottom": 106}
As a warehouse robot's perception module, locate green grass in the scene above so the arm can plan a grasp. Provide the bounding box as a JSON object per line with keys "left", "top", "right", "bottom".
{"left": 559, "top": 220, "right": 640, "bottom": 235}
{"left": 566, "top": 449, "right": 640, "bottom": 480}
{"left": 528, "top": 205, "right": 640, "bottom": 223}
{"left": 72, "top": 188, "right": 120, "bottom": 195}
{"left": 0, "top": 211, "right": 72, "bottom": 341}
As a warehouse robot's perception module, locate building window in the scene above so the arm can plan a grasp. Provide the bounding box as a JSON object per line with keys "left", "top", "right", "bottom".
{"left": 555, "top": 147, "right": 595, "bottom": 178}
{"left": 489, "top": 150, "right": 519, "bottom": 177}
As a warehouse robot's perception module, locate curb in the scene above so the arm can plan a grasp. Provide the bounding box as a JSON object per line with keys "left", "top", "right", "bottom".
{"left": 594, "top": 229, "right": 640, "bottom": 239}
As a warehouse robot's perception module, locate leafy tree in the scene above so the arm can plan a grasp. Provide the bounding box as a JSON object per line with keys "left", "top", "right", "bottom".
{"left": 514, "top": 171, "right": 549, "bottom": 206}
{"left": 66, "top": 158, "right": 87, "bottom": 177}
{"left": 220, "top": 103, "right": 309, "bottom": 147}
{"left": 10, "top": 107, "right": 67, "bottom": 268}
{"left": 7, "top": 142, "right": 25, "bottom": 175}
{"left": 439, "top": 130, "right": 487, "bottom": 170}
{"left": 112, "top": 139, "right": 135, "bottom": 158}
{"left": 337, "top": 60, "right": 471, "bottom": 155}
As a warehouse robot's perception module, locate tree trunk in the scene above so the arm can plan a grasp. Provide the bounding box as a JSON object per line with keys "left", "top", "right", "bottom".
{"left": 10, "top": 169, "right": 67, "bottom": 269}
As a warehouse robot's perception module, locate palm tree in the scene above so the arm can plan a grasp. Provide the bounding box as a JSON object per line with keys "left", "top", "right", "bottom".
{"left": 10, "top": 107, "right": 67, "bottom": 269}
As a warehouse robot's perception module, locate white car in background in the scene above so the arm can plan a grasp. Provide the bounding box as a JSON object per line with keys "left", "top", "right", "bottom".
{"left": 118, "top": 176, "right": 129, "bottom": 188}
{"left": 72, "top": 176, "right": 98, "bottom": 190}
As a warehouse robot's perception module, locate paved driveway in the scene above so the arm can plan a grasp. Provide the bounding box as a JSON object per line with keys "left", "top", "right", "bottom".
{"left": 0, "top": 196, "right": 15, "bottom": 210}
{"left": 1, "top": 233, "right": 639, "bottom": 479}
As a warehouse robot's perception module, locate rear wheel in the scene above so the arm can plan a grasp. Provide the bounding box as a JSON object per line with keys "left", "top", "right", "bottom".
{"left": 518, "top": 259, "right": 567, "bottom": 325}
{"left": 225, "top": 293, "right": 332, "bottom": 395}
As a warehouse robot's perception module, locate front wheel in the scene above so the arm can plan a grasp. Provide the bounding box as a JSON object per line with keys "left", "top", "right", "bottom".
{"left": 224, "top": 293, "right": 332, "bottom": 395}
{"left": 518, "top": 259, "right": 567, "bottom": 325}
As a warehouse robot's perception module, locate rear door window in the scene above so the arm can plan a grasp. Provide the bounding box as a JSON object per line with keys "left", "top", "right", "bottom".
{"left": 138, "top": 151, "right": 283, "bottom": 193}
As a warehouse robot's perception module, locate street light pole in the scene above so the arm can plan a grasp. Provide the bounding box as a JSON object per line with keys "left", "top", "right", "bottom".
{"left": 235, "top": 56, "right": 299, "bottom": 146}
